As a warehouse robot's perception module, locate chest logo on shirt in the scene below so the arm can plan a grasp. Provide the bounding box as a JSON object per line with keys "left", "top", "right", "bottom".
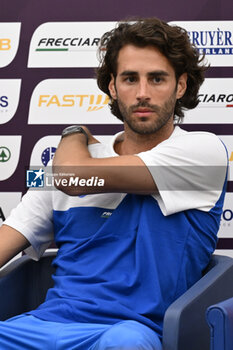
{"left": 101, "top": 211, "right": 112, "bottom": 219}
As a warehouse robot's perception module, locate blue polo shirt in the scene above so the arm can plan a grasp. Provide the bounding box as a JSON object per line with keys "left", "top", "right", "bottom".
{"left": 5, "top": 127, "right": 228, "bottom": 338}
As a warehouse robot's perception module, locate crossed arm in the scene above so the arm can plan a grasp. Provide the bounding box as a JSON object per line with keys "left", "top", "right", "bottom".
{"left": 52, "top": 127, "right": 157, "bottom": 196}
{"left": 0, "top": 128, "right": 157, "bottom": 268}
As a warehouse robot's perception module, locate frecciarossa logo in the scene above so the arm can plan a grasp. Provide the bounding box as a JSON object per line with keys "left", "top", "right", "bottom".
{"left": 198, "top": 93, "right": 233, "bottom": 107}
{"left": 28, "top": 22, "right": 116, "bottom": 67}
{"left": 196, "top": 78, "right": 233, "bottom": 108}
{"left": 183, "top": 78, "right": 233, "bottom": 124}
{"left": 36, "top": 37, "right": 100, "bottom": 51}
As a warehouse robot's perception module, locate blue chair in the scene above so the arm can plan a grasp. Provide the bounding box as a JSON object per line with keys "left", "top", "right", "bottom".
{"left": 206, "top": 297, "right": 233, "bottom": 350}
{"left": 0, "top": 251, "right": 56, "bottom": 321}
{"left": 162, "top": 254, "right": 233, "bottom": 350}
{"left": 1, "top": 252, "right": 233, "bottom": 349}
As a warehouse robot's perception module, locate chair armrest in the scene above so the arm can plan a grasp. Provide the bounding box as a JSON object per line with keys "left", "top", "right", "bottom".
{"left": 0, "top": 251, "right": 57, "bottom": 321}
{"left": 162, "top": 255, "right": 233, "bottom": 350}
{"left": 206, "top": 297, "right": 233, "bottom": 350}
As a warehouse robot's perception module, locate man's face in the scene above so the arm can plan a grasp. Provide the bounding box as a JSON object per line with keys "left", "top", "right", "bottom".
{"left": 108, "top": 44, "right": 187, "bottom": 135}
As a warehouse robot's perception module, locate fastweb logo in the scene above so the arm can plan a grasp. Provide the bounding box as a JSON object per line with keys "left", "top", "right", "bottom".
{"left": 28, "top": 79, "right": 119, "bottom": 125}
{"left": 38, "top": 94, "right": 109, "bottom": 112}
{"left": 0, "top": 23, "right": 21, "bottom": 68}
{"left": 0, "top": 39, "right": 11, "bottom": 51}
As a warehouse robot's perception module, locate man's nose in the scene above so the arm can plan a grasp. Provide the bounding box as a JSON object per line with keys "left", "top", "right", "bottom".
{"left": 136, "top": 80, "right": 151, "bottom": 101}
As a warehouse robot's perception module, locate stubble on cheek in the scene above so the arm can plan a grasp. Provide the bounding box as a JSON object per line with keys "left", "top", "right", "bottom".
{"left": 117, "top": 95, "right": 177, "bottom": 135}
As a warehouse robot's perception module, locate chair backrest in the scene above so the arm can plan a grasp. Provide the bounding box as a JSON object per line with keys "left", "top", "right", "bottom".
{"left": 162, "top": 254, "right": 233, "bottom": 350}
{"left": 26, "top": 252, "right": 56, "bottom": 309}
{"left": 206, "top": 296, "right": 233, "bottom": 350}
{"left": 0, "top": 251, "right": 56, "bottom": 320}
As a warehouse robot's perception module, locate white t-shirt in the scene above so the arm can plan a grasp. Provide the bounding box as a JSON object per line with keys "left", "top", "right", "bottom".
{"left": 4, "top": 126, "right": 228, "bottom": 260}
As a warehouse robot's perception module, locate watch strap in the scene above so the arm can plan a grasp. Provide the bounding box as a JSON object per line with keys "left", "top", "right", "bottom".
{"left": 61, "top": 125, "right": 89, "bottom": 144}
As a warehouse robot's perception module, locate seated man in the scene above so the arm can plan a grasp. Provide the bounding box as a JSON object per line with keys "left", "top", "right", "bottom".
{"left": 0, "top": 17, "right": 228, "bottom": 350}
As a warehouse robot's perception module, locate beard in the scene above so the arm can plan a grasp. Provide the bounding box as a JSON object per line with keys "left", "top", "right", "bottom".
{"left": 117, "top": 91, "right": 177, "bottom": 135}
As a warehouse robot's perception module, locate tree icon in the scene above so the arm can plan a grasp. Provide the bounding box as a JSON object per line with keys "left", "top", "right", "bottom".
{"left": 0, "top": 147, "right": 11, "bottom": 162}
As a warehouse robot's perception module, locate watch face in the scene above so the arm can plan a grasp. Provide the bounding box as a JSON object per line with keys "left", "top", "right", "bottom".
{"left": 61, "top": 125, "right": 88, "bottom": 144}
{"left": 62, "top": 126, "right": 82, "bottom": 137}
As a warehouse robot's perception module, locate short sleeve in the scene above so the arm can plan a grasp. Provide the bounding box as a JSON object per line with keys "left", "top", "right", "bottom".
{"left": 4, "top": 189, "right": 54, "bottom": 260}
{"left": 137, "top": 127, "right": 228, "bottom": 216}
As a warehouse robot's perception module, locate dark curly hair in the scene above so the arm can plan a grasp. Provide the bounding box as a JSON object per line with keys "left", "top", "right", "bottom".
{"left": 96, "top": 18, "right": 208, "bottom": 122}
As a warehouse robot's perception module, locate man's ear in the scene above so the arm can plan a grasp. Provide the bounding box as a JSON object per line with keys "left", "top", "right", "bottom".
{"left": 176, "top": 73, "right": 187, "bottom": 99}
{"left": 108, "top": 74, "right": 117, "bottom": 100}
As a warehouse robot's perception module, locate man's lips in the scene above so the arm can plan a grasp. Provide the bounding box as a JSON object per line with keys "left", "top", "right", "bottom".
{"left": 133, "top": 108, "right": 154, "bottom": 116}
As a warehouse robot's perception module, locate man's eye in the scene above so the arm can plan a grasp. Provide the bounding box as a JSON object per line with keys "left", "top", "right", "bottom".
{"left": 152, "top": 77, "right": 162, "bottom": 83}
{"left": 125, "top": 76, "right": 136, "bottom": 83}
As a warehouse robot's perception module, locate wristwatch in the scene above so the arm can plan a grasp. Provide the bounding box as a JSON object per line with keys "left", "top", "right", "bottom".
{"left": 61, "top": 125, "right": 89, "bottom": 144}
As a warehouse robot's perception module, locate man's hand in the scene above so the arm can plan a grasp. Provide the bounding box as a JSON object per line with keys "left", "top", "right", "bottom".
{"left": 81, "top": 126, "right": 100, "bottom": 145}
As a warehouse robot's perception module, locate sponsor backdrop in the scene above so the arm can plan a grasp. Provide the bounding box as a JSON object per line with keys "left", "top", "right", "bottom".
{"left": 0, "top": 0, "right": 233, "bottom": 254}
